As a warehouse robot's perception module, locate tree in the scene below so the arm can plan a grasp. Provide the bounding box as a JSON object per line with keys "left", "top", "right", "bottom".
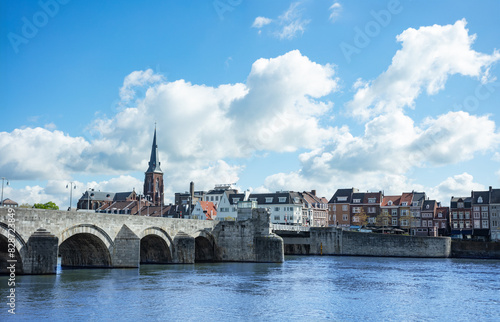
{"left": 19, "top": 203, "right": 33, "bottom": 208}
{"left": 33, "top": 201, "right": 59, "bottom": 210}
{"left": 376, "top": 209, "right": 391, "bottom": 230}
{"left": 353, "top": 208, "right": 368, "bottom": 229}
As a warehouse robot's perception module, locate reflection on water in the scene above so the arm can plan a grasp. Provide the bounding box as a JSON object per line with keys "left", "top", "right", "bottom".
{"left": 1, "top": 256, "right": 499, "bottom": 321}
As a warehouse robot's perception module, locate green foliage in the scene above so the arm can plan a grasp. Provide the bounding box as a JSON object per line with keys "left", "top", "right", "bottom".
{"left": 19, "top": 203, "right": 33, "bottom": 208}
{"left": 33, "top": 201, "right": 59, "bottom": 210}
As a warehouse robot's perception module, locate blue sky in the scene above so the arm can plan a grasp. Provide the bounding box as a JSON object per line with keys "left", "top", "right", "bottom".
{"left": 1, "top": 0, "right": 499, "bottom": 208}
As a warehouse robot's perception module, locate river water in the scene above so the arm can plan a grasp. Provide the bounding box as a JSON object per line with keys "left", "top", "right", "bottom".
{"left": 1, "top": 256, "right": 500, "bottom": 321}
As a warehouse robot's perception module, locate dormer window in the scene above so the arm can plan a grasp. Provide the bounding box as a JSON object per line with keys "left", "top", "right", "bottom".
{"left": 232, "top": 198, "right": 240, "bottom": 203}
{"left": 401, "top": 202, "right": 408, "bottom": 206}
{"left": 478, "top": 196, "right": 483, "bottom": 204}
{"left": 388, "top": 200, "right": 393, "bottom": 206}
{"left": 338, "top": 196, "right": 347, "bottom": 202}
{"left": 353, "top": 199, "right": 361, "bottom": 203}
{"left": 279, "top": 197, "right": 286, "bottom": 203}
{"left": 368, "top": 198, "right": 376, "bottom": 203}
{"left": 426, "top": 204, "right": 430, "bottom": 209}
{"left": 265, "top": 197, "right": 273, "bottom": 203}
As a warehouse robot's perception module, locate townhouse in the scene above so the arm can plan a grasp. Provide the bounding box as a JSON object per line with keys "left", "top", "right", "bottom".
{"left": 410, "top": 192, "right": 426, "bottom": 230}
{"left": 350, "top": 191, "right": 383, "bottom": 228}
{"left": 216, "top": 192, "right": 247, "bottom": 220}
{"left": 248, "top": 191, "right": 304, "bottom": 225}
{"left": 380, "top": 195, "right": 401, "bottom": 227}
{"left": 328, "top": 188, "right": 358, "bottom": 227}
{"left": 490, "top": 187, "right": 500, "bottom": 241}
{"left": 300, "top": 190, "right": 328, "bottom": 227}
{"left": 191, "top": 201, "right": 217, "bottom": 220}
{"left": 450, "top": 196, "right": 473, "bottom": 239}
{"left": 472, "top": 190, "right": 490, "bottom": 241}
{"left": 416, "top": 200, "right": 437, "bottom": 236}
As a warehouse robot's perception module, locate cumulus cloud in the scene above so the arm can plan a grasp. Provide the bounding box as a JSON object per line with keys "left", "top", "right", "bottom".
{"left": 1, "top": 50, "right": 339, "bottom": 201}
{"left": 329, "top": 2, "right": 342, "bottom": 22}
{"left": 428, "top": 173, "right": 486, "bottom": 205}
{"left": 119, "top": 69, "right": 164, "bottom": 102}
{"left": 252, "top": 16, "right": 272, "bottom": 29}
{"left": 347, "top": 19, "right": 500, "bottom": 120}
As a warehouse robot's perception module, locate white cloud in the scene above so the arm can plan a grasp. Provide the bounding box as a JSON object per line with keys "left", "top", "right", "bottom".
{"left": 329, "top": 2, "right": 342, "bottom": 22}
{"left": 428, "top": 173, "right": 485, "bottom": 205}
{"left": 119, "top": 69, "right": 164, "bottom": 102}
{"left": 276, "top": 2, "right": 310, "bottom": 40}
{"left": 252, "top": 16, "right": 272, "bottom": 29}
{"left": 347, "top": 19, "right": 500, "bottom": 120}
{"left": 0, "top": 127, "right": 90, "bottom": 180}
{"left": 1, "top": 50, "right": 339, "bottom": 200}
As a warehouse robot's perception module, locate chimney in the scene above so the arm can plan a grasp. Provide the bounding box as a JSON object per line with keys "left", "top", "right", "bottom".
{"left": 311, "top": 190, "right": 316, "bottom": 196}
{"left": 190, "top": 181, "right": 194, "bottom": 206}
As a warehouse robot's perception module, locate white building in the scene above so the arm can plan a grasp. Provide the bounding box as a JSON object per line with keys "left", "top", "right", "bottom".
{"left": 217, "top": 193, "right": 247, "bottom": 220}
{"left": 191, "top": 201, "right": 217, "bottom": 220}
{"left": 248, "top": 192, "right": 304, "bottom": 225}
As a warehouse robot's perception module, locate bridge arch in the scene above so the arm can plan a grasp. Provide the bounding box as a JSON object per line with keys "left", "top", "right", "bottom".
{"left": 0, "top": 222, "right": 26, "bottom": 274}
{"left": 139, "top": 227, "right": 174, "bottom": 264}
{"left": 193, "top": 230, "right": 216, "bottom": 262}
{"left": 58, "top": 224, "right": 114, "bottom": 268}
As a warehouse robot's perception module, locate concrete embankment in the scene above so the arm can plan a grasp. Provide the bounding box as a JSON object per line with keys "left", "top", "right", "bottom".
{"left": 451, "top": 240, "right": 500, "bottom": 259}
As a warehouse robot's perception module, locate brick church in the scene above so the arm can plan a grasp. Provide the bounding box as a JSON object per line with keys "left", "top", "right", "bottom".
{"left": 77, "top": 128, "right": 165, "bottom": 216}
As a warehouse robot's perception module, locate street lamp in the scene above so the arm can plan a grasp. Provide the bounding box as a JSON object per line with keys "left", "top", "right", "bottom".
{"left": 66, "top": 181, "right": 76, "bottom": 211}
{"left": 1, "top": 177, "right": 9, "bottom": 207}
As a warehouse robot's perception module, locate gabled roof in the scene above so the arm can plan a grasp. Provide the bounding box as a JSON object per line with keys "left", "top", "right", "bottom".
{"left": 363, "top": 192, "right": 382, "bottom": 204}
{"left": 400, "top": 192, "right": 413, "bottom": 205}
{"left": 227, "top": 193, "right": 246, "bottom": 205}
{"left": 351, "top": 192, "right": 365, "bottom": 203}
{"left": 411, "top": 192, "right": 426, "bottom": 205}
{"left": 450, "top": 196, "right": 472, "bottom": 209}
{"left": 472, "top": 190, "right": 490, "bottom": 204}
{"left": 422, "top": 200, "right": 436, "bottom": 211}
{"left": 1, "top": 198, "right": 18, "bottom": 205}
{"left": 490, "top": 189, "right": 500, "bottom": 204}
{"left": 382, "top": 195, "right": 401, "bottom": 207}
{"left": 248, "top": 192, "right": 303, "bottom": 205}
{"left": 329, "top": 188, "right": 358, "bottom": 203}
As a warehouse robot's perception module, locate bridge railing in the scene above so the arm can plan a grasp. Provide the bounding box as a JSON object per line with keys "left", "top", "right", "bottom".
{"left": 272, "top": 224, "right": 310, "bottom": 232}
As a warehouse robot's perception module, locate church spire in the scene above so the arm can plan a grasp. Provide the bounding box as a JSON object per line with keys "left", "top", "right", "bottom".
{"left": 146, "top": 126, "right": 162, "bottom": 174}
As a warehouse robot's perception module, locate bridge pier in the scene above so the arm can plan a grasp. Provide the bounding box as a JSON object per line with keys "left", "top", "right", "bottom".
{"left": 173, "top": 232, "right": 195, "bottom": 264}
{"left": 112, "top": 225, "right": 140, "bottom": 268}
{"left": 24, "top": 229, "right": 58, "bottom": 274}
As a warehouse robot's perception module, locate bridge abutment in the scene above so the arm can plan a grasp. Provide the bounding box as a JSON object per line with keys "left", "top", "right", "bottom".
{"left": 173, "top": 232, "right": 195, "bottom": 264}
{"left": 112, "top": 225, "right": 140, "bottom": 268}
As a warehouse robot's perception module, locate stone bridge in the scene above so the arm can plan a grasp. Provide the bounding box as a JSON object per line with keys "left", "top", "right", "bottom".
{"left": 0, "top": 207, "right": 283, "bottom": 274}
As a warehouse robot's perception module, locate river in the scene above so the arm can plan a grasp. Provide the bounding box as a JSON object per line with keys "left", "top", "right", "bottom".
{"left": 1, "top": 256, "right": 500, "bottom": 321}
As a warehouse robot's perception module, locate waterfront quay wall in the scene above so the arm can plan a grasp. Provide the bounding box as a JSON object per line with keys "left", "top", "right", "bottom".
{"left": 282, "top": 227, "right": 451, "bottom": 258}
{"left": 451, "top": 240, "right": 500, "bottom": 259}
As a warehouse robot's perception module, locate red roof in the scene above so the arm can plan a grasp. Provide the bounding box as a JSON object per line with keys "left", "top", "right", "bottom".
{"left": 382, "top": 195, "right": 401, "bottom": 206}
{"left": 198, "top": 201, "right": 217, "bottom": 220}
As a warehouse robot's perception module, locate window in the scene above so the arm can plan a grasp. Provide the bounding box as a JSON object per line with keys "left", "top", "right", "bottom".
{"left": 352, "top": 216, "right": 359, "bottom": 223}
{"left": 401, "top": 219, "right": 409, "bottom": 226}
{"left": 482, "top": 220, "right": 489, "bottom": 228}
{"left": 478, "top": 196, "right": 483, "bottom": 203}
{"left": 493, "top": 220, "right": 498, "bottom": 227}
{"left": 438, "top": 212, "right": 443, "bottom": 218}
{"left": 338, "top": 196, "right": 347, "bottom": 202}
{"left": 401, "top": 209, "right": 409, "bottom": 217}
{"left": 426, "top": 204, "right": 430, "bottom": 209}
{"left": 482, "top": 212, "right": 488, "bottom": 218}
{"left": 266, "top": 197, "right": 273, "bottom": 203}
{"left": 342, "top": 205, "right": 348, "bottom": 211}
{"left": 481, "top": 206, "right": 488, "bottom": 211}
{"left": 465, "top": 212, "right": 470, "bottom": 219}
{"left": 423, "top": 220, "right": 427, "bottom": 227}
{"left": 473, "top": 206, "right": 480, "bottom": 211}
{"left": 474, "top": 220, "right": 480, "bottom": 228}
{"left": 465, "top": 221, "right": 470, "bottom": 228}
{"left": 274, "top": 215, "right": 280, "bottom": 221}
{"left": 232, "top": 198, "right": 240, "bottom": 203}
{"left": 435, "top": 221, "right": 439, "bottom": 227}
{"left": 413, "top": 201, "right": 419, "bottom": 207}
{"left": 353, "top": 199, "right": 361, "bottom": 203}
{"left": 279, "top": 197, "right": 286, "bottom": 203}
{"left": 392, "top": 209, "right": 397, "bottom": 216}
{"left": 459, "top": 212, "right": 464, "bottom": 219}
{"left": 211, "top": 196, "right": 214, "bottom": 201}
{"left": 216, "top": 196, "right": 219, "bottom": 201}
{"left": 453, "top": 222, "right": 458, "bottom": 229}
{"left": 382, "top": 209, "right": 389, "bottom": 215}
{"left": 392, "top": 218, "right": 398, "bottom": 226}
{"left": 459, "top": 221, "right": 464, "bottom": 229}
{"left": 368, "top": 217, "right": 376, "bottom": 224}
{"left": 458, "top": 202, "right": 464, "bottom": 208}
{"left": 474, "top": 212, "right": 480, "bottom": 219}
{"left": 368, "top": 198, "right": 376, "bottom": 203}
{"left": 249, "top": 198, "right": 257, "bottom": 202}
{"left": 401, "top": 202, "right": 408, "bottom": 206}
{"left": 274, "top": 207, "right": 280, "bottom": 211}
{"left": 452, "top": 212, "right": 458, "bottom": 219}
{"left": 368, "top": 207, "right": 376, "bottom": 213}
{"left": 388, "top": 200, "right": 393, "bottom": 206}
{"left": 428, "top": 220, "right": 433, "bottom": 227}
{"left": 342, "top": 214, "right": 348, "bottom": 221}
{"left": 352, "top": 207, "right": 361, "bottom": 213}
{"left": 441, "top": 222, "right": 446, "bottom": 228}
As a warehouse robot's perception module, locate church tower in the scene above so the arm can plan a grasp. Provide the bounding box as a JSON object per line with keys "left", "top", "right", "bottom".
{"left": 144, "top": 127, "right": 164, "bottom": 206}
